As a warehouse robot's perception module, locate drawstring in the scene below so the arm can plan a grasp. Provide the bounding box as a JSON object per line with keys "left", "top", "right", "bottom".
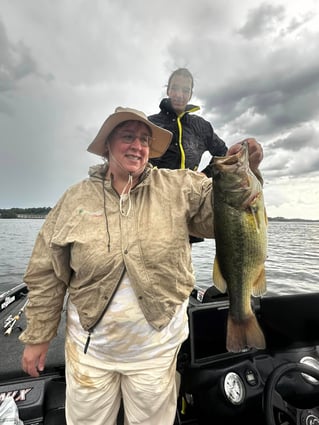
{"left": 120, "top": 174, "right": 133, "bottom": 216}
{"left": 102, "top": 175, "right": 111, "bottom": 252}
{"left": 84, "top": 331, "right": 91, "bottom": 354}
{"left": 102, "top": 171, "right": 133, "bottom": 254}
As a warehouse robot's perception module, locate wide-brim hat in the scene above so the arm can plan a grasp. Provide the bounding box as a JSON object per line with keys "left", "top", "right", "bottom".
{"left": 87, "top": 106, "right": 172, "bottom": 158}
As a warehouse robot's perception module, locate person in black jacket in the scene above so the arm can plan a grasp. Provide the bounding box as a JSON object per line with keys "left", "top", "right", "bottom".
{"left": 148, "top": 68, "right": 263, "bottom": 244}
{"left": 148, "top": 68, "right": 227, "bottom": 243}
{"left": 148, "top": 68, "right": 228, "bottom": 177}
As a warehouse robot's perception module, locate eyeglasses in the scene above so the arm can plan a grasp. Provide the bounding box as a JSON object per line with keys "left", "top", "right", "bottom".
{"left": 117, "top": 132, "right": 153, "bottom": 147}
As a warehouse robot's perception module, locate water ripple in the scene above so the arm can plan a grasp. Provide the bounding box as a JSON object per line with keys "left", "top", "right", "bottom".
{"left": 0, "top": 219, "right": 44, "bottom": 292}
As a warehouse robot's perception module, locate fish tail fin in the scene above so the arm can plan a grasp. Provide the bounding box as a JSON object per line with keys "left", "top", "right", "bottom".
{"left": 226, "top": 315, "right": 266, "bottom": 353}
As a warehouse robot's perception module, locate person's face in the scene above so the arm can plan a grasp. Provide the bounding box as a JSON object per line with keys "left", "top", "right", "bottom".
{"left": 167, "top": 75, "right": 193, "bottom": 114}
{"left": 108, "top": 121, "right": 151, "bottom": 176}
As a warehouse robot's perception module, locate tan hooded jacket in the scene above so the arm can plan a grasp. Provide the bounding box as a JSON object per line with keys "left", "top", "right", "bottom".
{"left": 20, "top": 163, "right": 214, "bottom": 345}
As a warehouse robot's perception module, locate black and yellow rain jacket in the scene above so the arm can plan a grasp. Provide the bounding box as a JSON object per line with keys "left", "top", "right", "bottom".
{"left": 148, "top": 98, "right": 227, "bottom": 174}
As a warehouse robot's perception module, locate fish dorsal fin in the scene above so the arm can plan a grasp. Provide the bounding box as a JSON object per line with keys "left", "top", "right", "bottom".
{"left": 252, "top": 267, "right": 267, "bottom": 297}
{"left": 212, "top": 257, "right": 228, "bottom": 293}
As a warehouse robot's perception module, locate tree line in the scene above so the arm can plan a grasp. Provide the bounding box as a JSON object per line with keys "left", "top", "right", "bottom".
{"left": 0, "top": 207, "right": 52, "bottom": 218}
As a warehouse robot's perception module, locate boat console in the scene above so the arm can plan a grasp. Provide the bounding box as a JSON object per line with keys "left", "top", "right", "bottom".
{"left": 175, "top": 286, "right": 319, "bottom": 424}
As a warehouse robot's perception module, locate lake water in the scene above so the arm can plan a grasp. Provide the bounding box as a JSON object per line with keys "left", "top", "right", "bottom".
{"left": 1, "top": 219, "right": 319, "bottom": 297}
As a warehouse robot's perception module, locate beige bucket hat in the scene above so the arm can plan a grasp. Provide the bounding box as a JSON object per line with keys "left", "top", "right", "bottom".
{"left": 87, "top": 107, "right": 172, "bottom": 158}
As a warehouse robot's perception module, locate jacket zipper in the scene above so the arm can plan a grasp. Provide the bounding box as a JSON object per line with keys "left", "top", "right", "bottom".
{"left": 176, "top": 106, "right": 200, "bottom": 169}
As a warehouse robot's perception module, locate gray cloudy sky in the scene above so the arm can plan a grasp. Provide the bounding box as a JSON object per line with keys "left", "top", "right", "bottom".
{"left": 1, "top": 0, "right": 319, "bottom": 219}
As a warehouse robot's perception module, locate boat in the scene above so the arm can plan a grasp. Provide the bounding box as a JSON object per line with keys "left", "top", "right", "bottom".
{"left": 1, "top": 282, "right": 319, "bottom": 425}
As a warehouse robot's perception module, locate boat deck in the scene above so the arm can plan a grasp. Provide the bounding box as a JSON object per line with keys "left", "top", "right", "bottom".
{"left": 0, "top": 287, "right": 65, "bottom": 381}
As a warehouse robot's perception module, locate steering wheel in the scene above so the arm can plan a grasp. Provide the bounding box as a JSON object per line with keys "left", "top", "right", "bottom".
{"left": 263, "top": 362, "right": 319, "bottom": 425}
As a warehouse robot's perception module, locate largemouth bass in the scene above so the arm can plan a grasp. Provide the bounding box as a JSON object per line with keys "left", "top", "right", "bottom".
{"left": 212, "top": 141, "right": 267, "bottom": 352}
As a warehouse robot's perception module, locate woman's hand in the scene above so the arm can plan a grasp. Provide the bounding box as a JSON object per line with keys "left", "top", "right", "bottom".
{"left": 22, "top": 342, "right": 50, "bottom": 377}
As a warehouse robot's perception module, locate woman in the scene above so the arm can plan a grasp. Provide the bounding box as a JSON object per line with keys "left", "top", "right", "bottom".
{"left": 20, "top": 107, "right": 263, "bottom": 425}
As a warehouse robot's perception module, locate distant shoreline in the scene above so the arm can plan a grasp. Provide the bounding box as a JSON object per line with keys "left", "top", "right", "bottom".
{"left": 268, "top": 217, "right": 319, "bottom": 223}
{"left": 0, "top": 208, "right": 318, "bottom": 222}
{"left": 0, "top": 207, "right": 50, "bottom": 219}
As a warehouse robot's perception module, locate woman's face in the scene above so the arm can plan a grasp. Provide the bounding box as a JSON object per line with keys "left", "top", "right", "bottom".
{"left": 108, "top": 121, "right": 151, "bottom": 176}
{"left": 167, "top": 74, "right": 193, "bottom": 114}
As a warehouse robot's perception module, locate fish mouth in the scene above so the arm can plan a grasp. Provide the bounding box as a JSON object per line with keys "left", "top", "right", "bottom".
{"left": 212, "top": 141, "right": 262, "bottom": 210}
{"left": 219, "top": 153, "right": 243, "bottom": 165}
{"left": 214, "top": 142, "right": 248, "bottom": 166}
{"left": 212, "top": 144, "right": 249, "bottom": 182}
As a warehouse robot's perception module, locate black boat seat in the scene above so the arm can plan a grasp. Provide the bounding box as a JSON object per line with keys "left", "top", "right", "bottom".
{"left": 43, "top": 378, "right": 66, "bottom": 425}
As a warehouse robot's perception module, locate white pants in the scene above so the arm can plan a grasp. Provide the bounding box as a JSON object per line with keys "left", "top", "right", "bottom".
{"left": 65, "top": 337, "right": 179, "bottom": 425}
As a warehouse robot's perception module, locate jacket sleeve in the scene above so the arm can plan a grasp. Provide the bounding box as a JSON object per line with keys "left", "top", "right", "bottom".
{"left": 200, "top": 121, "right": 228, "bottom": 177}
{"left": 19, "top": 195, "right": 70, "bottom": 345}
{"left": 206, "top": 121, "right": 228, "bottom": 156}
{"left": 200, "top": 159, "right": 214, "bottom": 178}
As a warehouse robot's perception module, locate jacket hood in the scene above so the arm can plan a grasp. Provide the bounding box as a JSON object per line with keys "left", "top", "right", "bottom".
{"left": 88, "top": 163, "right": 108, "bottom": 180}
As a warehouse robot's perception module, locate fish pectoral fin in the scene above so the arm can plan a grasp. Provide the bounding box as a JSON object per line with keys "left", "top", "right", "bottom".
{"left": 252, "top": 267, "right": 267, "bottom": 297}
{"left": 212, "top": 258, "right": 228, "bottom": 293}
